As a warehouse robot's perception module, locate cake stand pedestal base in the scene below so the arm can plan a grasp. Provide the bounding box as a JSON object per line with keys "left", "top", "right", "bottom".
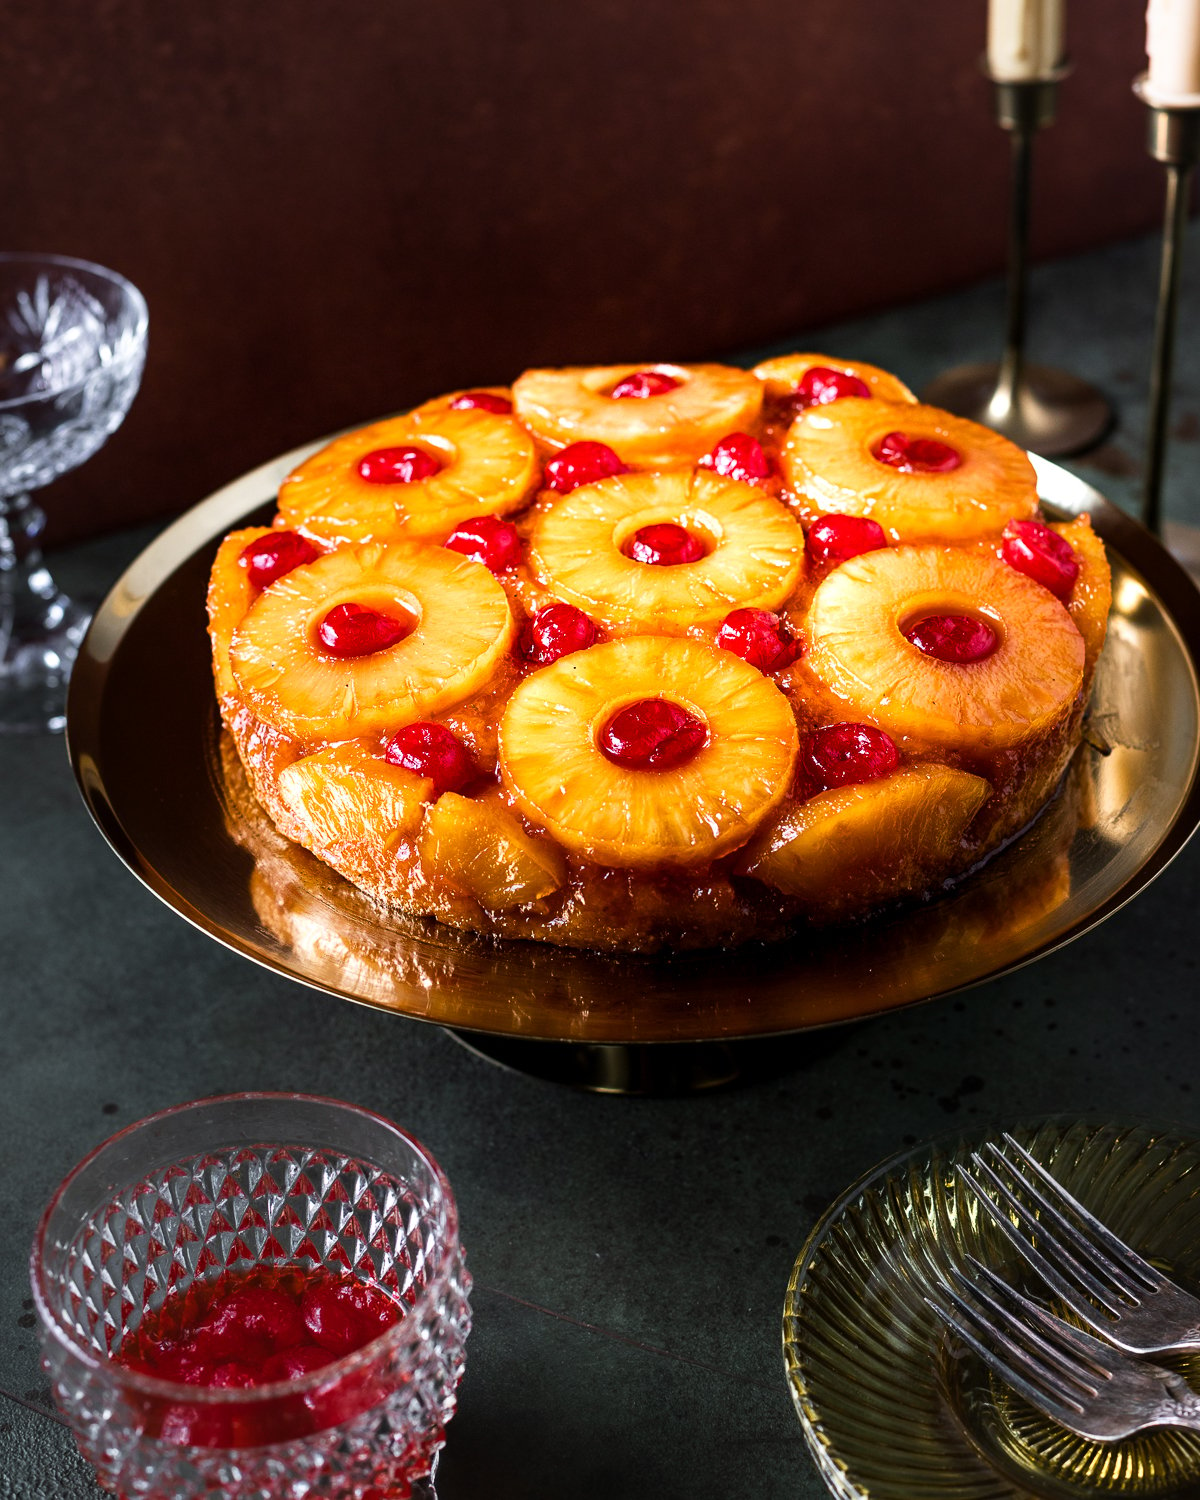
{"left": 443, "top": 1028, "right": 848, "bottom": 1095}
{"left": 920, "top": 361, "right": 1113, "bottom": 456}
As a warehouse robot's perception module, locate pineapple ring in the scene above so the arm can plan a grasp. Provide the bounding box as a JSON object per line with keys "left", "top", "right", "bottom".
{"left": 512, "top": 362, "right": 763, "bottom": 467}
{"left": 498, "top": 635, "right": 798, "bottom": 868}
{"left": 277, "top": 406, "right": 539, "bottom": 545}
{"left": 806, "top": 545, "right": 1085, "bottom": 753}
{"left": 529, "top": 468, "right": 806, "bottom": 632}
{"left": 753, "top": 352, "right": 917, "bottom": 405}
{"left": 782, "top": 399, "right": 1039, "bottom": 542}
{"left": 230, "top": 541, "right": 514, "bottom": 740}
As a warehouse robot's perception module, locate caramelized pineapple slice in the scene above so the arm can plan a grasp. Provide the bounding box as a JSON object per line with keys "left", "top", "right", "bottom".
{"left": 278, "top": 740, "right": 433, "bottom": 851}
{"left": 1050, "top": 515, "right": 1111, "bottom": 673}
{"left": 782, "top": 399, "right": 1038, "bottom": 542}
{"left": 278, "top": 405, "right": 539, "bottom": 545}
{"left": 231, "top": 541, "right": 514, "bottom": 740}
{"left": 740, "top": 764, "right": 991, "bottom": 905}
{"left": 512, "top": 362, "right": 763, "bottom": 468}
{"left": 529, "top": 468, "right": 805, "bottom": 632}
{"left": 420, "top": 790, "right": 566, "bottom": 909}
{"left": 753, "top": 352, "right": 916, "bottom": 406}
{"left": 499, "top": 635, "right": 797, "bottom": 868}
{"left": 207, "top": 525, "right": 274, "bottom": 701}
{"left": 806, "top": 545, "right": 1085, "bottom": 753}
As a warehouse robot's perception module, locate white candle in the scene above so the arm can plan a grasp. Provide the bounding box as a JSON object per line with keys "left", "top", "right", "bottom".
{"left": 987, "top": 0, "right": 1066, "bottom": 80}
{"left": 1145, "top": 0, "right": 1200, "bottom": 104}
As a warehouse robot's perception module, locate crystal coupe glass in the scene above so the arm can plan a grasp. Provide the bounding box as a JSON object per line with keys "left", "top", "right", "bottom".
{"left": 0, "top": 252, "right": 147, "bottom": 732}
{"left": 31, "top": 1094, "right": 471, "bottom": 1500}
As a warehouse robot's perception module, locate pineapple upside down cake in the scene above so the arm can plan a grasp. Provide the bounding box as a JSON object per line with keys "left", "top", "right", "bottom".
{"left": 207, "top": 355, "right": 1112, "bottom": 953}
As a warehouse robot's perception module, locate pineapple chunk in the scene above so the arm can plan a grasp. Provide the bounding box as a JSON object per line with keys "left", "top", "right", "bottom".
{"left": 420, "top": 792, "right": 566, "bottom": 909}
{"left": 278, "top": 406, "right": 538, "bottom": 545}
{"left": 782, "top": 399, "right": 1038, "bottom": 542}
{"left": 752, "top": 352, "right": 916, "bottom": 405}
{"left": 512, "top": 362, "right": 763, "bottom": 467}
{"left": 278, "top": 740, "right": 432, "bottom": 850}
{"left": 740, "top": 764, "right": 991, "bottom": 905}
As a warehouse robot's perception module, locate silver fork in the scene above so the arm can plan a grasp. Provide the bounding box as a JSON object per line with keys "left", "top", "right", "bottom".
{"left": 927, "top": 1257, "right": 1200, "bottom": 1442}
{"left": 959, "top": 1132, "right": 1200, "bottom": 1355}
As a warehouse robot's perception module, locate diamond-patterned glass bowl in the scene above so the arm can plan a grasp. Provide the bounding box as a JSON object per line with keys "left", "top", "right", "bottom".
{"left": 30, "top": 1093, "right": 471, "bottom": 1499}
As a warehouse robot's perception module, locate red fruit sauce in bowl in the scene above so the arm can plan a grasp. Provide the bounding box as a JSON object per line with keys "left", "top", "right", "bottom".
{"left": 30, "top": 1093, "right": 470, "bottom": 1499}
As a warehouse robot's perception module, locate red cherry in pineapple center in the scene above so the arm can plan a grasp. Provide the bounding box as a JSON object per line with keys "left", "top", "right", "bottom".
{"left": 599, "top": 698, "right": 707, "bottom": 771}
{"left": 873, "top": 431, "right": 962, "bottom": 474}
{"left": 795, "top": 366, "right": 871, "bottom": 407}
{"left": 903, "top": 612, "right": 998, "bottom": 664}
{"left": 525, "top": 602, "right": 597, "bottom": 665}
{"left": 609, "top": 369, "right": 680, "bottom": 400}
{"left": 804, "top": 722, "right": 899, "bottom": 790}
{"left": 317, "top": 602, "right": 413, "bottom": 657}
{"left": 624, "top": 523, "right": 708, "bottom": 566}
{"left": 239, "top": 530, "right": 320, "bottom": 591}
{"left": 357, "top": 446, "right": 443, "bottom": 485}
{"left": 384, "top": 722, "right": 475, "bottom": 794}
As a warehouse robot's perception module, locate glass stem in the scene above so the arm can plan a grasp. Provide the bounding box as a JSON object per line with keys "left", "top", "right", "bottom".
{"left": 1142, "top": 161, "right": 1193, "bottom": 539}
{"left": 0, "top": 492, "right": 59, "bottom": 628}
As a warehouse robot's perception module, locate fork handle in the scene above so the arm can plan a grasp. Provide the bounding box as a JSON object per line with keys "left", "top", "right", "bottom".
{"left": 1153, "top": 1374, "right": 1200, "bottom": 1430}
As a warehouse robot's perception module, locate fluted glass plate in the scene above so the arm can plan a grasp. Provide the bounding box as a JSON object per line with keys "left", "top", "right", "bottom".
{"left": 783, "top": 1120, "right": 1200, "bottom": 1499}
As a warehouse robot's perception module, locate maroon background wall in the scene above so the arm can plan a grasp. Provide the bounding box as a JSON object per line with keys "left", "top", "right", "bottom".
{"left": 0, "top": 0, "right": 1161, "bottom": 541}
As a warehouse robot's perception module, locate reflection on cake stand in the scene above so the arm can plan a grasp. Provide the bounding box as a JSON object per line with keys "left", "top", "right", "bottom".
{"left": 66, "top": 445, "right": 1200, "bottom": 1094}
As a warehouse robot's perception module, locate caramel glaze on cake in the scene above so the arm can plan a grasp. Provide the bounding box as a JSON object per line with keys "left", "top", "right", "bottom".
{"left": 207, "top": 358, "right": 1112, "bottom": 953}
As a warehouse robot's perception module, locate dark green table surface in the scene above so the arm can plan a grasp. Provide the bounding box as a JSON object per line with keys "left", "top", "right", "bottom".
{"left": 3, "top": 223, "right": 1199, "bottom": 1499}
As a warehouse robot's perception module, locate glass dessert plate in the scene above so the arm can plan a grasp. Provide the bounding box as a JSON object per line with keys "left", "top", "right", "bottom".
{"left": 783, "top": 1119, "right": 1200, "bottom": 1499}
{"left": 65, "top": 443, "right": 1200, "bottom": 1065}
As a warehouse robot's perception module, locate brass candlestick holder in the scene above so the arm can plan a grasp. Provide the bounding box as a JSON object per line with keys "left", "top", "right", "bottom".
{"left": 923, "top": 63, "right": 1113, "bottom": 456}
{"left": 1135, "top": 77, "right": 1200, "bottom": 541}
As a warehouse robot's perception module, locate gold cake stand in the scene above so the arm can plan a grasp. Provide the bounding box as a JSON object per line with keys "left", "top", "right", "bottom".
{"left": 66, "top": 442, "right": 1200, "bottom": 1093}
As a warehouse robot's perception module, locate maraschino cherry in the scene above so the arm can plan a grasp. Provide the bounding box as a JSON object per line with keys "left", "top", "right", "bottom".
{"left": 524, "top": 603, "right": 598, "bottom": 665}
{"left": 239, "top": 530, "right": 320, "bottom": 591}
{"left": 384, "top": 722, "right": 475, "bottom": 794}
{"left": 357, "top": 446, "right": 442, "bottom": 484}
{"left": 599, "top": 699, "right": 706, "bottom": 770}
{"left": 806, "top": 514, "right": 888, "bottom": 565}
{"left": 903, "top": 613, "right": 998, "bottom": 663}
{"left": 803, "top": 722, "right": 899, "bottom": 791}
{"left": 872, "top": 432, "right": 961, "bottom": 474}
{"left": 716, "top": 608, "right": 799, "bottom": 674}
{"left": 609, "top": 370, "right": 680, "bottom": 400}
{"left": 544, "top": 442, "right": 627, "bottom": 494}
{"left": 624, "top": 523, "right": 707, "bottom": 566}
{"left": 317, "top": 602, "right": 412, "bottom": 657}
{"left": 1002, "top": 519, "right": 1079, "bottom": 601}
{"left": 794, "top": 366, "right": 870, "bottom": 408}
{"left": 699, "top": 432, "right": 770, "bottom": 485}
{"left": 444, "top": 515, "right": 522, "bottom": 573}
{"left": 449, "top": 390, "right": 513, "bottom": 414}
